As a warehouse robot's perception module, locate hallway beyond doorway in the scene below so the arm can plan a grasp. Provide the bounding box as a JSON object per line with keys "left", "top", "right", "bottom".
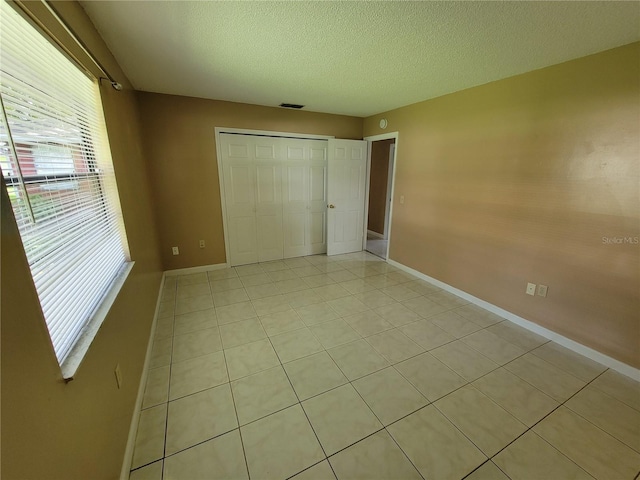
{"left": 366, "top": 232, "right": 388, "bottom": 259}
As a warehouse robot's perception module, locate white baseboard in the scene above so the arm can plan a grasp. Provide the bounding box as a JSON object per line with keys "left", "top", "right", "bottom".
{"left": 164, "top": 262, "right": 229, "bottom": 277}
{"left": 367, "top": 230, "right": 384, "bottom": 239}
{"left": 387, "top": 259, "right": 640, "bottom": 381}
{"left": 120, "top": 273, "right": 166, "bottom": 480}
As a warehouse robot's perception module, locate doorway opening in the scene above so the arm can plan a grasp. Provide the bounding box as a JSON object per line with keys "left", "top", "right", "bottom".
{"left": 365, "top": 137, "right": 395, "bottom": 259}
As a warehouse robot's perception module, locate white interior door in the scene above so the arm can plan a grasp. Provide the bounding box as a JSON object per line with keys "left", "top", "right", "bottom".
{"left": 327, "top": 139, "right": 367, "bottom": 255}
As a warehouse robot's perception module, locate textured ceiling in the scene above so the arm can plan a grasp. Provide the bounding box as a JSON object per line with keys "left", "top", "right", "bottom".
{"left": 80, "top": 1, "right": 640, "bottom": 117}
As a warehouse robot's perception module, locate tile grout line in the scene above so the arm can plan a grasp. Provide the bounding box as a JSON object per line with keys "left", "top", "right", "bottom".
{"left": 148, "top": 319, "right": 612, "bottom": 475}
{"left": 261, "top": 314, "right": 339, "bottom": 479}
{"left": 132, "top": 253, "right": 634, "bottom": 479}
{"left": 409, "top": 351, "right": 604, "bottom": 478}
{"left": 367, "top": 329, "right": 567, "bottom": 476}
{"left": 477, "top": 369, "right": 612, "bottom": 479}
{"left": 558, "top": 370, "right": 640, "bottom": 454}
{"left": 130, "top": 255, "right": 360, "bottom": 475}
{"left": 160, "top": 276, "right": 245, "bottom": 476}
{"left": 330, "top": 353, "right": 428, "bottom": 480}
{"left": 157, "top": 427, "right": 239, "bottom": 462}
{"left": 219, "top": 338, "right": 252, "bottom": 480}
{"left": 167, "top": 281, "right": 526, "bottom": 387}
{"left": 382, "top": 424, "right": 428, "bottom": 480}
{"left": 151, "top": 291, "right": 531, "bottom": 409}
{"left": 460, "top": 459, "right": 508, "bottom": 480}
{"left": 276, "top": 298, "right": 429, "bottom": 478}
{"left": 160, "top": 279, "right": 177, "bottom": 479}
{"left": 282, "top": 459, "right": 330, "bottom": 480}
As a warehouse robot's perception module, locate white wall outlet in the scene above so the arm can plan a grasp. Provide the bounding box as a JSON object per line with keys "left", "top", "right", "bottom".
{"left": 537, "top": 285, "right": 548, "bottom": 297}
{"left": 199, "top": 239, "right": 205, "bottom": 249}
{"left": 399, "top": 195, "right": 405, "bottom": 205}
{"left": 526, "top": 282, "right": 536, "bottom": 296}
{"left": 172, "top": 246, "right": 179, "bottom": 255}
{"left": 114, "top": 364, "right": 122, "bottom": 389}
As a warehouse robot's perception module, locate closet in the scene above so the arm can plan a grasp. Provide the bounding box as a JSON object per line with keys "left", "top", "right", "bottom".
{"left": 219, "top": 133, "right": 328, "bottom": 266}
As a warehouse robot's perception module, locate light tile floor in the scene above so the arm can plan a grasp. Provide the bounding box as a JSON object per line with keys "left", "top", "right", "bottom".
{"left": 131, "top": 252, "right": 640, "bottom": 480}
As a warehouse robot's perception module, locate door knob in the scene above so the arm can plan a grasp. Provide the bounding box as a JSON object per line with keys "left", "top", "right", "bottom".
{"left": 328, "top": 204, "right": 335, "bottom": 209}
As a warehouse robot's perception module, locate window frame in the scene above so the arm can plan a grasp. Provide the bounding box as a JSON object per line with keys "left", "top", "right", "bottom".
{"left": 0, "top": 1, "right": 134, "bottom": 380}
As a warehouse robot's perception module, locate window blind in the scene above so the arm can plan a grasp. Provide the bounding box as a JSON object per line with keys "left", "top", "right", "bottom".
{"left": 0, "top": 1, "right": 130, "bottom": 364}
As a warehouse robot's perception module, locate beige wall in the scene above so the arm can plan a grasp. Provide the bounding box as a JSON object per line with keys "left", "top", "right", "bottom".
{"left": 367, "top": 139, "right": 394, "bottom": 235}
{"left": 1, "top": 2, "right": 163, "bottom": 479}
{"left": 136, "top": 92, "right": 363, "bottom": 270}
{"left": 364, "top": 43, "right": 640, "bottom": 368}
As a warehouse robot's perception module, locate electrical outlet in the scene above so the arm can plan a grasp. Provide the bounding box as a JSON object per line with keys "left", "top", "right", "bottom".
{"left": 114, "top": 364, "right": 122, "bottom": 389}
{"left": 526, "top": 282, "right": 536, "bottom": 296}
{"left": 199, "top": 239, "right": 205, "bottom": 249}
{"left": 537, "top": 285, "right": 548, "bottom": 297}
{"left": 400, "top": 195, "right": 405, "bottom": 205}
{"left": 172, "top": 246, "right": 179, "bottom": 255}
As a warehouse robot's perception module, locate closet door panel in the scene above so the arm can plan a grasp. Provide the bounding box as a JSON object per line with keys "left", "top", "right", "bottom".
{"left": 283, "top": 163, "right": 308, "bottom": 258}
{"left": 232, "top": 216, "right": 258, "bottom": 260}
{"left": 255, "top": 162, "right": 283, "bottom": 262}
{"left": 223, "top": 161, "right": 258, "bottom": 265}
{"left": 309, "top": 163, "right": 327, "bottom": 254}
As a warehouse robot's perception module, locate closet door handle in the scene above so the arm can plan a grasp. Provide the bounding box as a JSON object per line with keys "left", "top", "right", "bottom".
{"left": 328, "top": 204, "right": 335, "bottom": 209}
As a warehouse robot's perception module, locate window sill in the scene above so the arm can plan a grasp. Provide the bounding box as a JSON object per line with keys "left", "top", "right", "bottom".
{"left": 60, "top": 261, "right": 135, "bottom": 381}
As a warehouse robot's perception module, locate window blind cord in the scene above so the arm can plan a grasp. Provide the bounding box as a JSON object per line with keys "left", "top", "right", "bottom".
{"left": 0, "top": 93, "right": 36, "bottom": 223}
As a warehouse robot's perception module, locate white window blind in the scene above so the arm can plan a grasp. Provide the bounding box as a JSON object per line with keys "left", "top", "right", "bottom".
{"left": 0, "top": 1, "right": 130, "bottom": 365}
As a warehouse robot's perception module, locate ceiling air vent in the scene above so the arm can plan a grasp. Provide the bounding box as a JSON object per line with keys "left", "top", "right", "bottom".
{"left": 279, "top": 103, "right": 304, "bottom": 109}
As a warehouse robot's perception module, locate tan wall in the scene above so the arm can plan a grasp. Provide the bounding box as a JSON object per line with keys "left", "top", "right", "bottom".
{"left": 367, "top": 139, "right": 394, "bottom": 235}
{"left": 1, "top": 2, "right": 163, "bottom": 479}
{"left": 136, "top": 92, "right": 363, "bottom": 270}
{"left": 364, "top": 43, "right": 640, "bottom": 368}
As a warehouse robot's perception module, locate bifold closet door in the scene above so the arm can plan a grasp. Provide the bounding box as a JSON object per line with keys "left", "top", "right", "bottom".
{"left": 282, "top": 139, "right": 328, "bottom": 258}
{"left": 220, "top": 133, "right": 329, "bottom": 266}
{"left": 220, "top": 134, "right": 284, "bottom": 265}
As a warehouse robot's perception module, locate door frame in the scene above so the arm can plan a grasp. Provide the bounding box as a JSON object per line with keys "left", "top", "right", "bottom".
{"left": 383, "top": 143, "right": 395, "bottom": 240}
{"left": 363, "top": 131, "right": 399, "bottom": 260}
{"left": 214, "top": 127, "right": 334, "bottom": 266}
